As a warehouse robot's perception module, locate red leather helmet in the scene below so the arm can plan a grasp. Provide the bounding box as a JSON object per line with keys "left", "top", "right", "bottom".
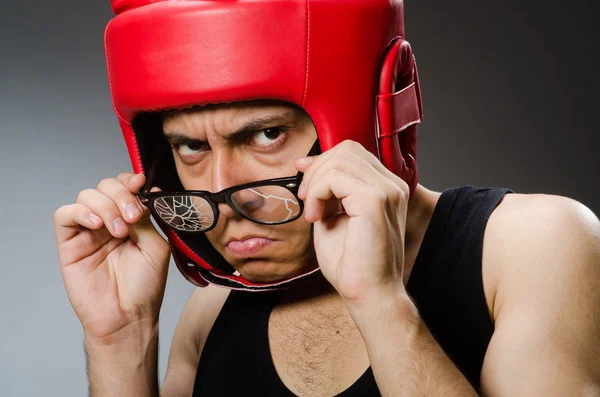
{"left": 104, "top": 0, "right": 423, "bottom": 290}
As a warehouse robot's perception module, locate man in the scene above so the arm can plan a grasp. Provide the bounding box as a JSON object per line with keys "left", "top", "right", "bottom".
{"left": 54, "top": 0, "right": 600, "bottom": 396}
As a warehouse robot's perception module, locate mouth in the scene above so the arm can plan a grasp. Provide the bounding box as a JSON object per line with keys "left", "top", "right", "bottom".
{"left": 225, "top": 237, "right": 277, "bottom": 258}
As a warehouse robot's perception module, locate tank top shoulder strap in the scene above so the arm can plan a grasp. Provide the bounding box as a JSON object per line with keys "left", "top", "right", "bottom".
{"left": 406, "top": 184, "right": 513, "bottom": 390}
{"left": 193, "top": 289, "right": 282, "bottom": 395}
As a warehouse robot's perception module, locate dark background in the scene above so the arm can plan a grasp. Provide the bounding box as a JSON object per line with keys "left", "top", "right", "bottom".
{"left": 0, "top": 1, "right": 598, "bottom": 395}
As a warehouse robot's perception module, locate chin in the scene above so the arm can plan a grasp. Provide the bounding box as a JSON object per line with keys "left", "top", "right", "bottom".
{"left": 235, "top": 258, "right": 311, "bottom": 284}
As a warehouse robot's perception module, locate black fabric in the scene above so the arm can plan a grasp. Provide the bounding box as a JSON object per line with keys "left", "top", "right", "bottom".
{"left": 192, "top": 185, "right": 512, "bottom": 396}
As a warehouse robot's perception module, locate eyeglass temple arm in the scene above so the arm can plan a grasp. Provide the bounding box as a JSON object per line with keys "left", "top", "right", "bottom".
{"left": 293, "top": 138, "right": 321, "bottom": 179}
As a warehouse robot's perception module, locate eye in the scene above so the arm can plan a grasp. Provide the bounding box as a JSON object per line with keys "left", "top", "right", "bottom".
{"left": 253, "top": 127, "right": 284, "bottom": 147}
{"left": 173, "top": 141, "right": 209, "bottom": 160}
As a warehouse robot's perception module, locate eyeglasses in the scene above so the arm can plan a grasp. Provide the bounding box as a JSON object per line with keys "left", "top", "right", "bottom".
{"left": 138, "top": 139, "right": 320, "bottom": 233}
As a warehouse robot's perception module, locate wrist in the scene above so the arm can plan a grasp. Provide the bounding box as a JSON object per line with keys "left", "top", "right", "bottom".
{"left": 84, "top": 318, "right": 160, "bottom": 396}
{"left": 84, "top": 317, "right": 159, "bottom": 349}
{"left": 344, "top": 286, "right": 419, "bottom": 336}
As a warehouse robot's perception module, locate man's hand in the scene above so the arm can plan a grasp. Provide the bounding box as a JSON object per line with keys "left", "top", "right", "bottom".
{"left": 54, "top": 173, "right": 170, "bottom": 346}
{"left": 294, "top": 139, "right": 409, "bottom": 306}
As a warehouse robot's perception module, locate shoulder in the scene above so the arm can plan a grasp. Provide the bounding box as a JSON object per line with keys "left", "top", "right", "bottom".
{"left": 482, "top": 192, "right": 600, "bottom": 321}
{"left": 167, "top": 284, "right": 231, "bottom": 369}
{"left": 479, "top": 193, "right": 600, "bottom": 394}
{"left": 161, "top": 285, "right": 231, "bottom": 396}
{"left": 182, "top": 285, "right": 232, "bottom": 354}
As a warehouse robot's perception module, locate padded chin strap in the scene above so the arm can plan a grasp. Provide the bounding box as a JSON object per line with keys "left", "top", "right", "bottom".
{"left": 171, "top": 242, "right": 322, "bottom": 291}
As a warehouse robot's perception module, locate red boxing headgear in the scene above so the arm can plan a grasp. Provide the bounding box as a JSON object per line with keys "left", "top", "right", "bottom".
{"left": 104, "top": 0, "right": 423, "bottom": 291}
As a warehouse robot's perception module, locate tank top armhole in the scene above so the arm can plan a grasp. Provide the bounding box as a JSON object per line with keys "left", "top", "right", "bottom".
{"left": 193, "top": 289, "right": 240, "bottom": 390}
{"left": 406, "top": 186, "right": 460, "bottom": 293}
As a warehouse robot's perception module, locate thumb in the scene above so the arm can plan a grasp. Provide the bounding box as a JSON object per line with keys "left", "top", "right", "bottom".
{"left": 131, "top": 186, "right": 170, "bottom": 268}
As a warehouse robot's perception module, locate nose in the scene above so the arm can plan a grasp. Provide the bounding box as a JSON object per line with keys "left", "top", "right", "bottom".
{"left": 217, "top": 201, "right": 237, "bottom": 219}
{"left": 230, "top": 187, "right": 266, "bottom": 218}
{"left": 211, "top": 149, "right": 244, "bottom": 220}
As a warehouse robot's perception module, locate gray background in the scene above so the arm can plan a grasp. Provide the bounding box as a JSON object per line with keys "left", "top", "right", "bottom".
{"left": 1, "top": 1, "right": 598, "bottom": 396}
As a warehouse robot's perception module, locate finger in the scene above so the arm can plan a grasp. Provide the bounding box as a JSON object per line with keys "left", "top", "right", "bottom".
{"left": 300, "top": 151, "right": 404, "bottom": 216}
{"left": 54, "top": 203, "right": 105, "bottom": 244}
{"left": 58, "top": 225, "right": 116, "bottom": 266}
{"left": 294, "top": 156, "right": 315, "bottom": 170}
{"left": 96, "top": 177, "right": 144, "bottom": 224}
{"left": 76, "top": 189, "right": 130, "bottom": 238}
{"left": 304, "top": 168, "right": 389, "bottom": 222}
{"left": 115, "top": 172, "right": 146, "bottom": 192}
{"left": 116, "top": 172, "right": 148, "bottom": 209}
{"left": 296, "top": 140, "right": 360, "bottom": 198}
{"left": 297, "top": 140, "right": 407, "bottom": 196}
{"left": 304, "top": 156, "right": 407, "bottom": 232}
{"left": 298, "top": 152, "right": 373, "bottom": 200}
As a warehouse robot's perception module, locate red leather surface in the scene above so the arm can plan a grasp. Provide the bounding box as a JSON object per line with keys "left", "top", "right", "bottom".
{"left": 105, "top": 0, "right": 405, "bottom": 155}
{"left": 377, "top": 39, "right": 421, "bottom": 193}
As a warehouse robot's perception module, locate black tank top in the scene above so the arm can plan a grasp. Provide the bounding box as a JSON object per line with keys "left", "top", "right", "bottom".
{"left": 192, "top": 185, "right": 513, "bottom": 396}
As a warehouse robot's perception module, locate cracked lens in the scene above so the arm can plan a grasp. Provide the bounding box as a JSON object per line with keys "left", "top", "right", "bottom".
{"left": 246, "top": 188, "right": 299, "bottom": 221}
{"left": 231, "top": 185, "right": 301, "bottom": 224}
{"left": 154, "top": 196, "right": 214, "bottom": 232}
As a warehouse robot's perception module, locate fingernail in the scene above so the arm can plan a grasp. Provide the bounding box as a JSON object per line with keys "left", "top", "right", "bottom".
{"left": 125, "top": 203, "right": 141, "bottom": 220}
{"left": 88, "top": 213, "right": 102, "bottom": 225}
{"left": 296, "top": 157, "right": 313, "bottom": 166}
{"left": 113, "top": 217, "right": 127, "bottom": 233}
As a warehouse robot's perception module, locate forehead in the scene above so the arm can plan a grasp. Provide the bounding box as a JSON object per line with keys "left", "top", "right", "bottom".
{"left": 161, "top": 100, "right": 309, "bottom": 135}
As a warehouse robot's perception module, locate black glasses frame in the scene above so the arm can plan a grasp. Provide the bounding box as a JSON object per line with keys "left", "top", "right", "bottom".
{"left": 138, "top": 173, "right": 304, "bottom": 233}
{"left": 138, "top": 139, "right": 320, "bottom": 233}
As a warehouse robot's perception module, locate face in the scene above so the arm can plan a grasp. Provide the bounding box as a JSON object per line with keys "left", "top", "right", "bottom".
{"left": 161, "top": 101, "right": 318, "bottom": 283}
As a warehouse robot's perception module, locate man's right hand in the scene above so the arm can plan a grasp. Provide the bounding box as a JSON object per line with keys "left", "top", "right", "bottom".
{"left": 54, "top": 173, "right": 171, "bottom": 346}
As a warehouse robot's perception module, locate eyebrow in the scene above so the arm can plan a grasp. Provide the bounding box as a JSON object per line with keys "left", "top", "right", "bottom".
{"left": 163, "top": 109, "right": 298, "bottom": 145}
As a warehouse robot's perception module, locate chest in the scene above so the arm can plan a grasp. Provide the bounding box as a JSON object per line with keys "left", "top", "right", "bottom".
{"left": 268, "top": 299, "right": 371, "bottom": 397}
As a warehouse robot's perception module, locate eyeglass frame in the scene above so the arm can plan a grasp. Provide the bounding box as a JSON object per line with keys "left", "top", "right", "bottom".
{"left": 137, "top": 138, "right": 320, "bottom": 233}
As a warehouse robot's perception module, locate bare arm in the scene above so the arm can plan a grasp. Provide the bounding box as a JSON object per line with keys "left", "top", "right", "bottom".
{"left": 85, "top": 318, "right": 160, "bottom": 397}
{"left": 480, "top": 195, "right": 600, "bottom": 396}
{"left": 348, "top": 291, "right": 479, "bottom": 397}
{"left": 347, "top": 195, "right": 600, "bottom": 396}
{"left": 160, "top": 286, "right": 230, "bottom": 397}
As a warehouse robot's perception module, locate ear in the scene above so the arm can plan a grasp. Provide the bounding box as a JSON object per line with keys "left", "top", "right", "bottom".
{"left": 376, "top": 38, "right": 423, "bottom": 195}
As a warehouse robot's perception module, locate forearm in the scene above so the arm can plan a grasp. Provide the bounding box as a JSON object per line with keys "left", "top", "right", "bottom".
{"left": 84, "top": 319, "right": 160, "bottom": 397}
{"left": 347, "top": 291, "right": 479, "bottom": 397}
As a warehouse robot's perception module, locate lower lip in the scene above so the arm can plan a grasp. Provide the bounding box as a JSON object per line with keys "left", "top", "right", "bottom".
{"left": 226, "top": 238, "right": 275, "bottom": 257}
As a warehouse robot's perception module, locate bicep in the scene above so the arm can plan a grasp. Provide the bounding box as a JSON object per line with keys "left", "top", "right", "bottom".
{"left": 480, "top": 196, "right": 600, "bottom": 396}
{"left": 160, "top": 286, "right": 230, "bottom": 397}
{"left": 481, "top": 306, "right": 600, "bottom": 396}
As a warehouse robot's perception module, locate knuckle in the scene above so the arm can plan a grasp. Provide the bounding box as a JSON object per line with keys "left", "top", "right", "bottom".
{"left": 53, "top": 205, "right": 69, "bottom": 222}
{"left": 364, "top": 193, "right": 387, "bottom": 215}
{"left": 324, "top": 167, "right": 343, "bottom": 182}
{"left": 376, "top": 189, "right": 388, "bottom": 204}
{"left": 118, "top": 172, "right": 133, "bottom": 181}
{"left": 329, "top": 158, "right": 345, "bottom": 170}
{"left": 368, "top": 189, "right": 387, "bottom": 209}
{"left": 76, "top": 189, "right": 95, "bottom": 203}
{"left": 388, "top": 184, "right": 404, "bottom": 205}
{"left": 97, "top": 177, "right": 115, "bottom": 190}
{"left": 340, "top": 139, "right": 358, "bottom": 150}
{"left": 397, "top": 179, "right": 410, "bottom": 200}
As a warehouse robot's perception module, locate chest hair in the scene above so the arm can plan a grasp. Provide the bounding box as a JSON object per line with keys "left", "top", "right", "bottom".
{"left": 268, "top": 298, "right": 370, "bottom": 397}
